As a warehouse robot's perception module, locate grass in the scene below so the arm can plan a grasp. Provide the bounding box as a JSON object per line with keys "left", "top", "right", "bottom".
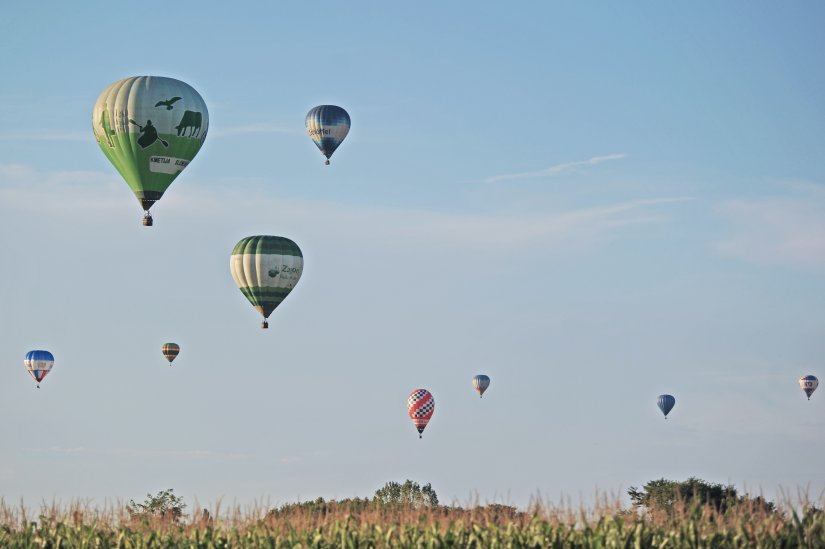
{"left": 0, "top": 495, "right": 823, "bottom": 547}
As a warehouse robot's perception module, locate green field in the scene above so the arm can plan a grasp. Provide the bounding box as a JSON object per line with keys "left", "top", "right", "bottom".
{"left": 1, "top": 495, "right": 823, "bottom": 548}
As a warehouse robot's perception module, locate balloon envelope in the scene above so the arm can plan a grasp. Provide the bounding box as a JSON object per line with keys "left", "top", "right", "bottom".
{"left": 799, "top": 375, "right": 819, "bottom": 400}
{"left": 25, "top": 350, "right": 54, "bottom": 386}
{"left": 657, "top": 394, "right": 675, "bottom": 418}
{"left": 305, "top": 105, "right": 350, "bottom": 164}
{"left": 162, "top": 343, "right": 180, "bottom": 364}
{"left": 230, "top": 236, "right": 303, "bottom": 327}
{"left": 407, "top": 389, "right": 435, "bottom": 438}
{"left": 92, "top": 76, "right": 209, "bottom": 223}
{"left": 472, "top": 374, "right": 490, "bottom": 397}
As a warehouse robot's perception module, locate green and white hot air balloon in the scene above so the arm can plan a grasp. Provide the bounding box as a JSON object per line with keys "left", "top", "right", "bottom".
{"left": 230, "top": 236, "right": 304, "bottom": 328}
{"left": 92, "top": 76, "right": 209, "bottom": 226}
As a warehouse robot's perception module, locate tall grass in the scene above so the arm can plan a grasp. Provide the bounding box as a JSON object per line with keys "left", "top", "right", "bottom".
{"left": 0, "top": 495, "right": 823, "bottom": 547}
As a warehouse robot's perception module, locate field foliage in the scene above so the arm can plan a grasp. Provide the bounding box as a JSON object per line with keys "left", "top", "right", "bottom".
{"left": 1, "top": 485, "right": 823, "bottom": 547}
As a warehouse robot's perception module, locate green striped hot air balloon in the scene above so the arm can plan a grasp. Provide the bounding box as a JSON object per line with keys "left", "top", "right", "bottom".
{"left": 230, "top": 236, "right": 304, "bottom": 328}
{"left": 92, "top": 76, "right": 209, "bottom": 226}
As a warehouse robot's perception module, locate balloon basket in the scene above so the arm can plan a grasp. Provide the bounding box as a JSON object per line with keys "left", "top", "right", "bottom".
{"left": 324, "top": 159, "right": 330, "bottom": 165}
{"left": 261, "top": 320, "right": 269, "bottom": 329}
{"left": 142, "top": 213, "right": 153, "bottom": 227}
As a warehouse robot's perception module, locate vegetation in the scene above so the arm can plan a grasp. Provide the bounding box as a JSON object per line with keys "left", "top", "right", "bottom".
{"left": 628, "top": 477, "right": 776, "bottom": 515}
{"left": 1, "top": 479, "right": 823, "bottom": 547}
{"left": 373, "top": 479, "right": 439, "bottom": 509}
{"left": 126, "top": 488, "right": 188, "bottom": 524}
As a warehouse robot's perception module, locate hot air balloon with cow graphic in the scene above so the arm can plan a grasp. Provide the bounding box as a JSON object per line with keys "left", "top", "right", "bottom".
{"left": 407, "top": 389, "right": 435, "bottom": 439}
{"left": 305, "top": 105, "right": 350, "bottom": 165}
{"left": 25, "top": 350, "right": 54, "bottom": 388}
{"left": 92, "top": 76, "right": 209, "bottom": 226}
{"left": 230, "top": 236, "right": 304, "bottom": 328}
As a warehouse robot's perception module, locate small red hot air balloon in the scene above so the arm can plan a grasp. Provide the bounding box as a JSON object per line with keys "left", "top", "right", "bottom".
{"left": 407, "top": 389, "right": 435, "bottom": 439}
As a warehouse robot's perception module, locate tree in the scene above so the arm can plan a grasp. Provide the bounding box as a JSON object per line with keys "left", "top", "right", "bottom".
{"left": 127, "top": 489, "right": 187, "bottom": 523}
{"left": 628, "top": 478, "right": 774, "bottom": 514}
{"left": 268, "top": 496, "right": 372, "bottom": 518}
{"left": 373, "top": 480, "right": 439, "bottom": 509}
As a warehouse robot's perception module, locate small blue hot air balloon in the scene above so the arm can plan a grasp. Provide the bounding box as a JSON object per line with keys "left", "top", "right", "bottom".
{"left": 472, "top": 374, "right": 490, "bottom": 398}
{"left": 305, "top": 105, "right": 350, "bottom": 165}
{"left": 24, "top": 350, "right": 54, "bottom": 388}
{"left": 799, "top": 375, "right": 819, "bottom": 400}
{"left": 657, "top": 394, "right": 675, "bottom": 419}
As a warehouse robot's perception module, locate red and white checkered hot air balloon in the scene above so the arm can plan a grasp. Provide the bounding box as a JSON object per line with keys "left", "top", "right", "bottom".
{"left": 407, "top": 389, "right": 435, "bottom": 439}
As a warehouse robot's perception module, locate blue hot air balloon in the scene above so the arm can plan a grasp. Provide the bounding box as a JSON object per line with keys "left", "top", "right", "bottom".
{"left": 305, "top": 105, "right": 350, "bottom": 165}
{"left": 657, "top": 394, "right": 675, "bottom": 419}
{"left": 24, "top": 350, "right": 54, "bottom": 388}
{"left": 799, "top": 375, "right": 819, "bottom": 400}
{"left": 472, "top": 374, "right": 490, "bottom": 398}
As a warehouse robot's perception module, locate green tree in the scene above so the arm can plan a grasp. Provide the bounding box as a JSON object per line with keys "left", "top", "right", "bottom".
{"left": 268, "top": 496, "right": 372, "bottom": 518}
{"left": 628, "top": 478, "right": 774, "bottom": 514}
{"left": 127, "top": 489, "right": 187, "bottom": 523}
{"left": 373, "top": 480, "right": 439, "bottom": 509}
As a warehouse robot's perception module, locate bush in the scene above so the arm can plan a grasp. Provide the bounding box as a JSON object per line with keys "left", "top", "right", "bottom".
{"left": 628, "top": 477, "right": 776, "bottom": 515}
{"left": 126, "top": 488, "right": 187, "bottom": 523}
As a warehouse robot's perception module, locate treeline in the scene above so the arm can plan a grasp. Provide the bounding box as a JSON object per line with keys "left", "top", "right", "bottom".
{"left": 0, "top": 478, "right": 823, "bottom": 547}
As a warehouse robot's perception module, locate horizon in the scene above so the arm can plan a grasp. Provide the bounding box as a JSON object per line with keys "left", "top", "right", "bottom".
{"left": 1, "top": 2, "right": 824, "bottom": 509}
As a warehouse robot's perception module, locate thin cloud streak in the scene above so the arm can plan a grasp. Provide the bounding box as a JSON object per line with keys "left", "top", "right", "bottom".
{"left": 715, "top": 190, "right": 825, "bottom": 270}
{"left": 210, "top": 123, "right": 302, "bottom": 137}
{"left": 0, "top": 164, "right": 689, "bottom": 252}
{"left": 483, "top": 153, "right": 626, "bottom": 184}
{"left": 0, "top": 164, "right": 125, "bottom": 213}
{"left": 0, "top": 130, "right": 88, "bottom": 142}
{"left": 24, "top": 446, "right": 251, "bottom": 461}
{"left": 170, "top": 188, "right": 690, "bottom": 252}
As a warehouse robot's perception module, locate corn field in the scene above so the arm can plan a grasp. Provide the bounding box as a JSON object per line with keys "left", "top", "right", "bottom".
{"left": 0, "top": 497, "right": 823, "bottom": 548}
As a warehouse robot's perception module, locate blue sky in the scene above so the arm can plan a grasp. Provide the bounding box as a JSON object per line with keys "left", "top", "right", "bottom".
{"left": 1, "top": 2, "right": 824, "bottom": 509}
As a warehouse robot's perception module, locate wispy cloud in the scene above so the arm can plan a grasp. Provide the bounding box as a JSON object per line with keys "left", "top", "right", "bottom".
{"left": 210, "top": 123, "right": 301, "bottom": 137}
{"left": 24, "top": 446, "right": 251, "bottom": 461}
{"left": 1, "top": 163, "right": 687, "bottom": 253}
{"left": 0, "top": 130, "right": 88, "bottom": 142}
{"left": 0, "top": 164, "right": 126, "bottom": 213}
{"left": 0, "top": 124, "right": 299, "bottom": 141}
{"left": 483, "top": 154, "right": 626, "bottom": 184}
{"left": 715, "top": 186, "right": 825, "bottom": 270}
{"left": 395, "top": 196, "right": 689, "bottom": 250}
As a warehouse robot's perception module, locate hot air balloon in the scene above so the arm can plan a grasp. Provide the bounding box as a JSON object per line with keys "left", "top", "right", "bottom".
{"left": 799, "top": 375, "right": 819, "bottom": 400}
{"left": 162, "top": 343, "right": 180, "bottom": 365}
{"left": 657, "top": 394, "right": 675, "bottom": 419}
{"left": 472, "top": 374, "right": 490, "bottom": 398}
{"left": 305, "top": 105, "right": 350, "bottom": 165}
{"left": 230, "top": 236, "right": 303, "bottom": 328}
{"left": 93, "top": 76, "right": 209, "bottom": 226}
{"left": 24, "top": 350, "right": 54, "bottom": 388}
{"left": 407, "top": 389, "right": 435, "bottom": 438}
